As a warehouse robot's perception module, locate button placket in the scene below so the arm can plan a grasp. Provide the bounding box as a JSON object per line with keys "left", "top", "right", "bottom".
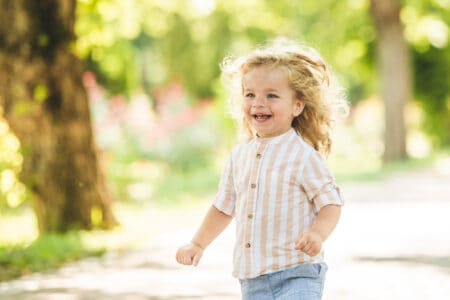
{"left": 244, "top": 142, "right": 266, "bottom": 250}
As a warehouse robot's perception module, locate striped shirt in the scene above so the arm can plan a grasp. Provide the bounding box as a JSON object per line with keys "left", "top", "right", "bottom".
{"left": 213, "top": 128, "right": 343, "bottom": 279}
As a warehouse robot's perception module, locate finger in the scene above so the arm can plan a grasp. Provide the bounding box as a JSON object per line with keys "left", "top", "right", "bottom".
{"left": 192, "top": 253, "right": 201, "bottom": 266}
{"left": 307, "top": 245, "right": 320, "bottom": 256}
{"left": 296, "top": 242, "right": 307, "bottom": 251}
{"left": 178, "top": 252, "right": 190, "bottom": 265}
{"left": 295, "top": 236, "right": 306, "bottom": 249}
{"left": 302, "top": 244, "right": 312, "bottom": 254}
{"left": 182, "top": 257, "right": 192, "bottom": 265}
{"left": 176, "top": 252, "right": 182, "bottom": 264}
{"left": 311, "top": 244, "right": 321, "bottom": 255}
{"left": 176, "top": 248, "right": 187, "bottom": 263}
{"left": 308, "top": 247, "right": 316, "bottom": 256}
{"left": 177, "top": 253, "right": 189, "bottom": 265}
{"left": 310, "top": 249, "right": 319, "bottom": 257}
{"left": 178, "top": 255, "right": 185, "bottom": 264}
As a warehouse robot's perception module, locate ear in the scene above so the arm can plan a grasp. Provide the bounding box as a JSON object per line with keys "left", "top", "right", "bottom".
{"left": 293, "top": 99, "right": 305, "bottom": 117}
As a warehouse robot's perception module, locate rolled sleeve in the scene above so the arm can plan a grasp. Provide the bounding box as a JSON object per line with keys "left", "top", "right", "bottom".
{"left": 311, "top": 183, "right": 343, "bottom": 212}
{"left": 301, "top": 151, "right": 344, "bottom": 213}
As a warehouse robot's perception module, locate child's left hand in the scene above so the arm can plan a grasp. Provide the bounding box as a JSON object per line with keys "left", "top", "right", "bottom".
{"left": 294, "top": 231, "right": 323, "bottom": 257}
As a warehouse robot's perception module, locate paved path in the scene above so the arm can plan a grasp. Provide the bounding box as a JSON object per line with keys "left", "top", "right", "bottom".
{"left": 1, "top": 162, "right": 450, "bottom": 299}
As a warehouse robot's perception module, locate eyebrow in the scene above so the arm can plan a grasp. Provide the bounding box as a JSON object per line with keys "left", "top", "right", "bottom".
{"left": 242, "top": 87, "right": 280, "bottom": 93}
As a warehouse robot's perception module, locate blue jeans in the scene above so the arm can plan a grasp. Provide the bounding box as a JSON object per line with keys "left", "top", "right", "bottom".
{"left": 239, "top": 263, "right": 328, "bottom": 300}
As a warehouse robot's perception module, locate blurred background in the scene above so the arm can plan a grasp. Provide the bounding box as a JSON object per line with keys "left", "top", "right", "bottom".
{"left": 0, "top": 0, "right": 449, "bottom": 299}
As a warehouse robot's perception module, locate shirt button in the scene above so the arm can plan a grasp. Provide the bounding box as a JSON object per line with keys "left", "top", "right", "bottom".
{"left": 247, "top": 213, "right": 253, "bottom": 219}
{"left": 256, "top": 153, "right": 262, "bottom": 159}
{"left": 245, "top": 243, "right": 251, "bottom": 248}
{"left": 251, "top": 183, "right": 256, "bottom": 189}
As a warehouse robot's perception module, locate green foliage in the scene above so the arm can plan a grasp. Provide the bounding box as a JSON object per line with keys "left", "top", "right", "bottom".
{"left": 75, "top": 0, "right": 146, "bottom": 95}
{"left": 75, "top": 0, "right": 376, "bottom": 101}
{"left": 414, "top": 46, "right": 450, "bottom": 146}
{"left": 264, "top": 0, "right": 375, "bottom": 103}
{"left": 75, "top": 0, "right": 232, "bottom": 98}
{"left": 75, "top": 0, "right": 450, "bottom": 146}
{"left": 0, "top": 232, "right": 104, "bottom": 282}
{"left": 403, "top": 0, "right": 450, "bottom": 146}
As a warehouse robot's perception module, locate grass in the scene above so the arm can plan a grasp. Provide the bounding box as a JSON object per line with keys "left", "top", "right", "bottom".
{"left": 0, "top": 201, "right": 198, "bottom": 282}
{"left": 0, "top": 205, "right": 139, "bottom": 282}
{"left": 0, "top": 232, "right": 105, "bottom": 282}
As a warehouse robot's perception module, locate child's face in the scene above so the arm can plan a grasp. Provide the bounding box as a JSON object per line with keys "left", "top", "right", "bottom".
{"left": 242, "top": 66, "right": 304, "bottom": 138}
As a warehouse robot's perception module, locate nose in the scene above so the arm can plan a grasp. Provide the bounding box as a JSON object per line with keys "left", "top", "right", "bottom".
{"left": 252, "top": 95, "right": 266, "bottom": 107}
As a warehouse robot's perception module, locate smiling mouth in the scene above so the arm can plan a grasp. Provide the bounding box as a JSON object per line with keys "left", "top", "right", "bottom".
{"left": 253, "top": 114, "right": 272, "bottom": 121}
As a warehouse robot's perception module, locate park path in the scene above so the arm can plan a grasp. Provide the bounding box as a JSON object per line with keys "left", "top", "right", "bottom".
{"left": 1, "top": 160, "right": 450, "bottom": 300}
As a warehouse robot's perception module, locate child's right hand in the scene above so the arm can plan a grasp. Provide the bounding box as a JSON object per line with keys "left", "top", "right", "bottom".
{"left": 175, "top": 242, "right": 204, "bottom": 266}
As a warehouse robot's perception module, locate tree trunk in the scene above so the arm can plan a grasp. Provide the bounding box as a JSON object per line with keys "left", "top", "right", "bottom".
{"left": 0, "top": 0, "right": 117, "bottom": 232}
{"left": 370, "top": 0, "right": 410, "bottom": 162}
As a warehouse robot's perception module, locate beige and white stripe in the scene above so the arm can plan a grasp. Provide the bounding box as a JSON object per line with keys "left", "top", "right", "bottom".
{"left": 213, "top": 129, "right": 343, "bottom": 279}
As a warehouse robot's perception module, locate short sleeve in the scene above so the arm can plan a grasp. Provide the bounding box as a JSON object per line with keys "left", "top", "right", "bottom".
{"left": 212, "top": 154, "right": 236, "bottom": 216}
{"left": 301, "top": 150, "right": 343, "bottom": 213}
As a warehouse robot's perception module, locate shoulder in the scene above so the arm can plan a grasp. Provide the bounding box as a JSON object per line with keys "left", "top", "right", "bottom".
{"left": 301, "top": 147, "right": 335, "bottom": 183}
{"left": 295, "top": 133, "right": 320, "bottom": 160}
{"left": 296, "top": 135, "right": 329, "bottom": 173}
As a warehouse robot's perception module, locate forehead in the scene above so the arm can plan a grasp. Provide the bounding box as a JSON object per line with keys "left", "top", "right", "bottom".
{"left": 242, "top": 65, "right": 290, "bottom": 88}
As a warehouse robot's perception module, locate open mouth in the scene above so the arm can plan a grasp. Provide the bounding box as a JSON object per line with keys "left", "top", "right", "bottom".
{"left": 253, "top": 114, "right": 272, "bottom": 121}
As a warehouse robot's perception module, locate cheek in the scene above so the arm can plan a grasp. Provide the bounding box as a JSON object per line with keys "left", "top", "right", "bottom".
{"left": 242, "top": 101, "right": 251, "bottom": 113}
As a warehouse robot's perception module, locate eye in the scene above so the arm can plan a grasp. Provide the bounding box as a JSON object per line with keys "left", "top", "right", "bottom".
{"left": 244, "top": 92, "right": 255, "bottom": 98}
{"left": 267, "top": 93, "right": 279, "bottom": 99}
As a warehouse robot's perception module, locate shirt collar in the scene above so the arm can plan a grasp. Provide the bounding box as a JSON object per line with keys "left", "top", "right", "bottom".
{"left": 254, "top": 128, "right": 298, "bottom": 145}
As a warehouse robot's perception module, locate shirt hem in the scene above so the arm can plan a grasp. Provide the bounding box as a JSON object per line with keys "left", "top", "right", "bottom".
{"left": 232, "top": 259, "right": 326, "bottom": 279}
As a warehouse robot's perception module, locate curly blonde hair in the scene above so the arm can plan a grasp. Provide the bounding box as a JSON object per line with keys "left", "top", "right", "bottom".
{"left": 221, "top": 38, "right": 348, "bottom": 156}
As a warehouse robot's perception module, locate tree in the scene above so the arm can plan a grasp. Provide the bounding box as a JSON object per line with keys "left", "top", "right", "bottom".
{"left": 0, "top": 0, "right": 117, "bottom": 232}
{"left": 370, "top": 0, "right": 410, "bottom": 161}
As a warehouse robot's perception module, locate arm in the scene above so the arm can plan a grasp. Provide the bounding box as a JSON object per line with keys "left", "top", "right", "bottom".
{"left": 295, "top": 204, "right": 341, "bottom": 256}
{"left": 176, "top": 205, "right": 233, "bottom": 266}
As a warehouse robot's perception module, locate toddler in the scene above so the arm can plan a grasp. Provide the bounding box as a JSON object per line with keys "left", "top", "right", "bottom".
{"left": 176, "top": 38, "right": 348, "bottom": 300}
